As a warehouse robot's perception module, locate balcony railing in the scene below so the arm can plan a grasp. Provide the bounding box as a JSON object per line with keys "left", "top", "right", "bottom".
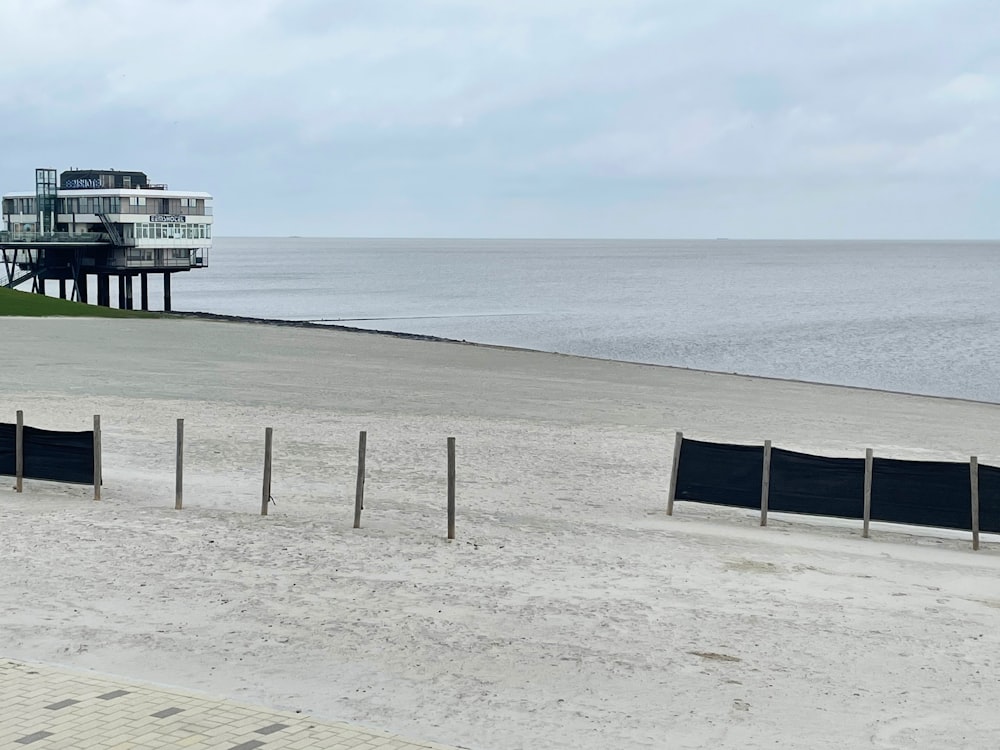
{"left": 0, "top": 230, "right": 108, "bottom": 244}
{"left": 116, "top": 204, "right": 212, "bottom": 216}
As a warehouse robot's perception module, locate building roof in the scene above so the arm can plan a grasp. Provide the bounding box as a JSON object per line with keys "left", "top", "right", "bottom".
{"left": 3, "top": 189, "right": 213, "bottom": 199}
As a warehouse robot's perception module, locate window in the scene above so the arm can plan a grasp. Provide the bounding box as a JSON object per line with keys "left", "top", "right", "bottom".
{"left": 123, "top": 176, "right": 131, "bottom": 188}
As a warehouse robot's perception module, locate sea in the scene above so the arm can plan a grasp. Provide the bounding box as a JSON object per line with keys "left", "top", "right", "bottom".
{"left": 170, "top": 237, "right": 1000, "bottom": 404}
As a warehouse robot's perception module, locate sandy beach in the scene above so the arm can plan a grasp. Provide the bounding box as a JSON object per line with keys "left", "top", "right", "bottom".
{"left": 3, "top": 317, "right": 1000, "bottom": 749}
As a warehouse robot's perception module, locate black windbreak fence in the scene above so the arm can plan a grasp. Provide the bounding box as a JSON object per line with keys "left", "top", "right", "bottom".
{"left": 980, "top": 465, "right": 1000, "bottom": 534}
{"left": 0, "top": 422, "right": 94, "bottom": 485}
{"left": 0, "top": 423, "right": 14, "bottom": 477}
{"left": 770, "top": 448, "right": 865, "bottom": 520}
{"left": 674, "top": 436, "right": 997, "bottom": 534}
{"left": 870, "top": 458, "right": 971, "bottom": 531}
{"left": 675, "top": 439, "right": 763, "bottom": 509}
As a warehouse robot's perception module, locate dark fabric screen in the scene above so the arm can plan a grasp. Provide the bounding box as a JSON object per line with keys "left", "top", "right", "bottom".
{"left": 0, "top": 422, "right": 94, "bottom": 485}
{"left": 769, "top": 448, "right": 865, "bottom": 519}
{"left": 675, "top": 437, "right": 999, "bottom": 536}
{"left": 868, "top": 458, "right": 971, "bottom": 530}
{"left": 675, "top": 438, "right": 763, "bottom": 509}
{"left": 976, "top": 464, "right": 1000, "bottom": 534}
{"left": 0, "top": 422, "right": 14, "bottom": 478}
{"left": 23, "top": 426, "right": 95, "bottom": 485}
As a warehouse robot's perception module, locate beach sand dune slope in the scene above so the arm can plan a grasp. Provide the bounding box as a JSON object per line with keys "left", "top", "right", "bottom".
{"left": 3, "top": 318, "right": 1000, "bottom": 750}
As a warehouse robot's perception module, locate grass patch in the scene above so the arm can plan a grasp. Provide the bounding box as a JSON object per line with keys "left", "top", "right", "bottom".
{"left": 0, "top": 287, "right": 159, "bottom": 318}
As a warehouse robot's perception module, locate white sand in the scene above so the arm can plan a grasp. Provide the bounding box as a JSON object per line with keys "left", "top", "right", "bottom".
{"left": 3, "top": 318, "right": 1000, "bottom": 749}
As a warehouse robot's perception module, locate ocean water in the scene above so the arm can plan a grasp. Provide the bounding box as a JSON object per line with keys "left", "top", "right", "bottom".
{"left": 171, "top": 238, "right": 1000, "bottom": 403}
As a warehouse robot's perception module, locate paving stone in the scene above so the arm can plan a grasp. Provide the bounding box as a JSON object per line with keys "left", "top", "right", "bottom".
{"left": 255, "top": 722, "right": 291, "bottom": 735}
{"left": 151, "top": 707, "right": 185, "bottom": 719}
{"left": 44, "top": 698, "right": 80, "bottom": 710}
{"left": 15, "top": 731, "right": 54, "bottom": 745}
{"left": 98, "top": 690, "right": 131, "bottom": 700}
{"left": 0, "top": 657, "right": 457, "bottom": 750}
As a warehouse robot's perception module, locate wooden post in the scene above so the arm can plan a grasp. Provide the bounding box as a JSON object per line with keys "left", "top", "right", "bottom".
{"left": 863, "top": 448, "right": 873, "bottom": 538}
{"left": 971, "top": 456, "right": 980, "bottom": 551}
{"left": 175, "top": 419, "right": 184, "bottom": 510}
{"left": 261, "top": 427, "right": 273, "bottom": 516}
{"left": 353, "top": 430, "right": 367, "bottom": 528}
{"left": 15, "top": 410, "right": 23, "bottom": 493}
{"left": 760, "top": 439, "right": 772, "bottom": 526}
{"left": 93, "top": 415, "right": 102, "bottom": 501}
{"left": 667, "top": 431, "right": 683, "bottom": 516}
{"left": 447, "top": 437, "right": 456, "bottom": 540}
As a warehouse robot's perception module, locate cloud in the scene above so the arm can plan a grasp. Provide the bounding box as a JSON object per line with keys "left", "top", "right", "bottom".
{"left": 934, "top": 73, "right": 998, "bottom": 103}
{"left": 1, "top": 0, "right": 998, "bottom": 237}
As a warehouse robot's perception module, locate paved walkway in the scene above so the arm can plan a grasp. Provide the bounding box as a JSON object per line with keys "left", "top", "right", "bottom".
{"left": 0, "top": 659, "right": 461, "bottom": 750}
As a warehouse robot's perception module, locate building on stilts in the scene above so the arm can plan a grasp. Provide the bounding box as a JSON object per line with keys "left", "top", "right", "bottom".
{"left": 1, "top": 168, "right": 212, "bottom": 311}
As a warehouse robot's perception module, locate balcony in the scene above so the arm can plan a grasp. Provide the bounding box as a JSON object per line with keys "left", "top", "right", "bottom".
{"left": 0, "top": 230, "right": 108, "bottom": 245}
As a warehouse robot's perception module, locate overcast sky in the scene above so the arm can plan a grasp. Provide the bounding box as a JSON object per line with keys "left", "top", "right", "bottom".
{"left": 1, "top": 0, "right": 997, "bottom": 238}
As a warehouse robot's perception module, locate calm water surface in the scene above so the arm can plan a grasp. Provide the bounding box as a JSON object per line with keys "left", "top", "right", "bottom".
{"left": 169, "top": 238, "right": 1000, "bottom": 403}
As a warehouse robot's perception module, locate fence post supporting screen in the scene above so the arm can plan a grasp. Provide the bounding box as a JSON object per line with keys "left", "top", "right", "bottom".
{"left": 261, "top": 427, "right": 273, "bottom": 516}
{"left": 93, "top": 415, "right": 102, "bottom": 501}
{"left": 863, "top": 448, "right": 873, "bottom": 538}
{"left": 970, "top": 456, "right": 980, "bottom": 551}
{"left": 15, "top": 410, "right": 23, "bottom": 493}
{"left": 354, "top": 430, "right": 367, "bottom": 529}
{"left": 447, "top": 437, "right": 456, "bottom": 540}
{"left": 760, "top": 440, "right": 772, "bottom": 526}
{"left": 175, "top": 419, "right": 184, "bottom": 510}
{"left": 667, "top": 431, "right": 683, "bottom": 516}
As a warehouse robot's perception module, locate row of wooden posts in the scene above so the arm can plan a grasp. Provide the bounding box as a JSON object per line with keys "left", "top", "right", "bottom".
{"left": 665, "top": 431, "right": 986, "bottom": 551}
{"left": 175, "top": 420, "right": 459, "bottom": 539}
{"left": 11, "top": 412, "right": 457, "bottom": 540}
{"left": 13, "top": 416, "right": 986, "bottom": 549}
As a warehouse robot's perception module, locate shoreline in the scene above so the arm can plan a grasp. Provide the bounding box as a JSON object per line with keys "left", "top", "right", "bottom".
{"left": 170, "top": 308, "right": 1000, "bottom": 410}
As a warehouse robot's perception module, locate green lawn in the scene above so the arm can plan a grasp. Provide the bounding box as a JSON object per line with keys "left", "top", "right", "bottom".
{"left": 0, "top": 287, "right": 158, "bottom": 317}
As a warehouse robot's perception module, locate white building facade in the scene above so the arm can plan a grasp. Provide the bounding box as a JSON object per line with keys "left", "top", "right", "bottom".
{"left": 1, "top": 168, "right": 213, "bottom": 272}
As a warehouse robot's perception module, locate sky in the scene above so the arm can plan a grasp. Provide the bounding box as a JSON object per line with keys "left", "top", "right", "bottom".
{"left": 1, "top": 0, "right": 998, "bottom": 238}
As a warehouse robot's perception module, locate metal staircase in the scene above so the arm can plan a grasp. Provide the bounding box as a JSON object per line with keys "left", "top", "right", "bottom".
{"left": 96, "top": 213, "right": 124, "bottom": 247}
{"left": 3, "top": 269, "right": 37, "bottom": 289}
